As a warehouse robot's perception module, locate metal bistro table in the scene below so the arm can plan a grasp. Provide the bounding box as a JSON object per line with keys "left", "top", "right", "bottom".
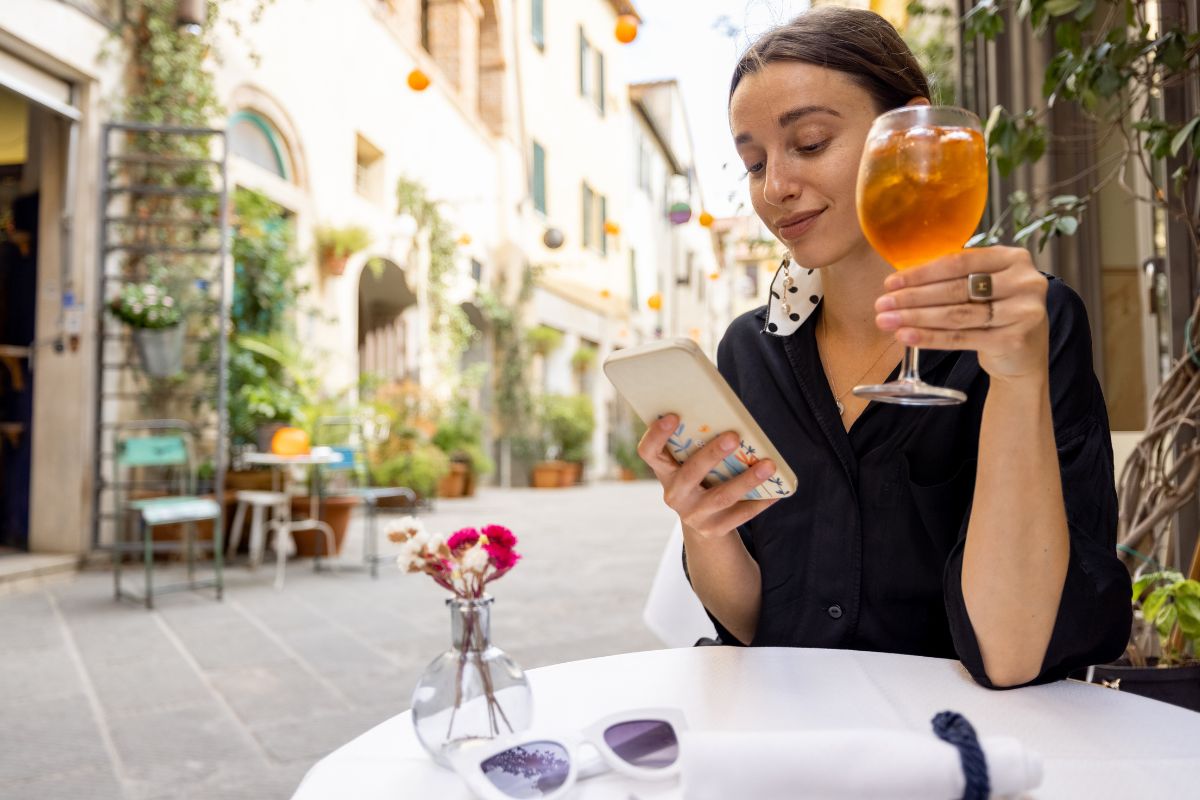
{"left": 240, "top": 450, "right": 341, "bottom": 584}
{"left": 291, "top": 646, "right": 1200, "bottom": 800}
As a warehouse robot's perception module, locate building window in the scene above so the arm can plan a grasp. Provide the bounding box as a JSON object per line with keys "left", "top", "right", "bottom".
{"left": 355, "top": 133, "right": 385, "bottom": 202}
{"left": 637, "top": 136, "right": 651, "bottom": 192}
{"left": 579, "top": 27, "right": 591, "bottom": 98}
{"left": 421, "top": 0, "right": 432, "bottom": 52}
{"left": 600, "top": 194, "right": 608, "bottom": 255}
{"left": 532, "top": 0, "right": 544, "bottom": 49}
{"left": 629, "top": 250, "right": 638, "bottom": 311}
{"left": 532, "top": 141, "right": 547, "bottom": 214}
{"left": 229, "top": 110, "right": 290, "bottom": 180}
{"left": 595, "top": 50, "right": 605, "bottom": 115}
{"left": 582, "top": 182, "right": 594, "bottom": 249}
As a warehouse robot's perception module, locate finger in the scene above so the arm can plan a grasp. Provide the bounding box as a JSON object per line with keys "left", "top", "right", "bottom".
{"left": 703, "top": 459, "right": 776, "bottom": 511}
{"left": 702, "top": 498, "right": 781, "bottom": 536}
{"left": 877, "top": 301, "right": 1014, "bottom": 332}
{"left": 637, "top": 414, "right": 682, "bottom": 480}
{"left": 876, "top": 271, "right": 1013, "bottom": 312}
{"left": 883, "top": 247, "right": 1017, "bottom": 291}
{"left": 895, "top": 325, "right": 1001, "bottom": 350}
{"left": 677, "top": 431, "right": 743, "bottom": 490}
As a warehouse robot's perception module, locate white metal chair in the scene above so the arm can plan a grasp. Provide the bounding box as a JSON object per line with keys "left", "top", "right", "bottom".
{"left": 226, "top": 489, "right": 289, "bottom": 568}
{"left": 642, "top": 520, "right": 717, "bottom": 648}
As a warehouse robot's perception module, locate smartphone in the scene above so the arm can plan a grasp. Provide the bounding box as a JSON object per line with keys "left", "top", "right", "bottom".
{"left": 603, "top": 337, "right": 796, "bottom": 500}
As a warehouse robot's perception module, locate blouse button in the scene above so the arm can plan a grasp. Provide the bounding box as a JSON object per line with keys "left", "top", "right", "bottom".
{"left": 827, "top": 604, "right": 843, "bottom": 619}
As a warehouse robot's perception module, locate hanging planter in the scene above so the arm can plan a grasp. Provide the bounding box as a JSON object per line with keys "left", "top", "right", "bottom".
{"left": 133, "top": 324, "right": 186, "bottom": 378}
{"left": 315, "top": 224, "right": 371, "bottom": 277}
{"left": 668, "top": 202, "right": 692, "bottom": 225}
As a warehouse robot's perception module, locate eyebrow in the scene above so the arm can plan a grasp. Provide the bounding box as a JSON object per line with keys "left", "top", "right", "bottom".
{"left": 733, "top": 105, "right": 842, "bottom": 146}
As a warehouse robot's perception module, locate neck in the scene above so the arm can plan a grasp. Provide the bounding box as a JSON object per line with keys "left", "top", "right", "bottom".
{"left": 816, "top": 245, "right": 895, "bottom": 346}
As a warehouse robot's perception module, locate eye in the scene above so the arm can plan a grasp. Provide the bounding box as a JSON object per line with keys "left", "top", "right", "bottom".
{"left": 745, "top": 161, "right": 764, "bottom": 176}
{"left": 795, "top": 139, "right": 829, "bottom": 155}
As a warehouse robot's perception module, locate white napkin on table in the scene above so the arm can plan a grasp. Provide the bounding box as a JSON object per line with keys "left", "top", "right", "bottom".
{"left": 679, "top": 730, "right": 1042, "bottom": 800}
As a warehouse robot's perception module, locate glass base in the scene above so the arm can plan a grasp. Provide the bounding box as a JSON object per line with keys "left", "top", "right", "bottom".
{"left": 852, "top": 379, "right": 966, "bottom": 406}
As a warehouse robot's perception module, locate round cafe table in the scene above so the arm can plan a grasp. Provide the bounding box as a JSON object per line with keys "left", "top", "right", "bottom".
{"left": 290, "top": 647, "right": 1200, "bottom": 799}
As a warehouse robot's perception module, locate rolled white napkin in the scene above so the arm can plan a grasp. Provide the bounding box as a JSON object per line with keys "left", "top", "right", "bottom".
{"left": 680, "top": 730, "right": 1042, "bottom": 800}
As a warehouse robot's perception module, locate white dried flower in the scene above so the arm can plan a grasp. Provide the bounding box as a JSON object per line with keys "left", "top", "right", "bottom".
{"left": 395, "top": 538, "right": 425, "bottom": 572}
{"left": 460, "top": 543, "right": 490, "bottom": 574}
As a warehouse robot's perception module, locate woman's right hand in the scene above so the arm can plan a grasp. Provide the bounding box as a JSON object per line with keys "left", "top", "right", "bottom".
{"left": 637, "top": 414, "right": 780, "bottom": 539}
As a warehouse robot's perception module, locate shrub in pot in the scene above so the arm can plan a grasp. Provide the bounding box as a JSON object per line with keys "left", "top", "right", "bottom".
{"left": 542, "top": 394, "right": 594, "bottom": 485}
{"left": 371, "top": 440, "right": 450, "bottom": 502}
{"left": 432, "top": 399, "right": 494, "bottom": 497}
{"left": 315, "top": 224, "right": 371, "bottom": 277}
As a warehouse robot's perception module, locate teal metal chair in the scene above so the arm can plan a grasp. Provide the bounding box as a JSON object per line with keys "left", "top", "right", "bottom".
{"left": 111, "top": 420, "right": 223, "bottom": 608}
{"left": 314, "top": 416, "right": 418, "bottom": 578}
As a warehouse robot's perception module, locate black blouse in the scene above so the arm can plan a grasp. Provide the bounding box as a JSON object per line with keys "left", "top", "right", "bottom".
{"left": 688, "top": 275, "right": 1132, "bottom": 688}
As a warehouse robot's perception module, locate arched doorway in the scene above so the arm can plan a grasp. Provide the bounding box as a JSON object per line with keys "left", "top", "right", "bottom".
{"left": 358, "top": 259, "right": 418, "bottom": 382}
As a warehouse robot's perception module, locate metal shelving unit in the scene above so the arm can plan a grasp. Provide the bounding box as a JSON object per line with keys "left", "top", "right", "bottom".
{"left": 91, "top": 122, "right": 231, "bottom": 553}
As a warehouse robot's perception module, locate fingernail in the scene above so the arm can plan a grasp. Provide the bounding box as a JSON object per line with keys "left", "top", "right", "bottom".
{"left": 721, "top": 435, "right": 738, "bottom": 453}
{"left": 875, "top": 295, "right": 896, "bottom": 311}
{"left": 658, "top": 416, "right": 676, "bottom": 431}
{"left": 899, "top": 329, "right": 920, "bottom": 345}
{"left": 754, "top": 461, "right": 774, "bottom": 478}
{"left": 876, "top": 312, "right": 900, "bottom": 330}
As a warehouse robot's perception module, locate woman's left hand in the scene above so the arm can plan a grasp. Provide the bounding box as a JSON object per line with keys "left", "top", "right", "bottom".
{"left": 873, "top": 246, "right": 1050, "bottom": 383}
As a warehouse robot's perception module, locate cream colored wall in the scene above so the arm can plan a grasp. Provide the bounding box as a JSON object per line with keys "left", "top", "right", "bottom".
{"left": 214, "top": 0, "right": 522, "bottom": 400}
{"left": 0, "top": 0, "right": 121, "bottom": 554}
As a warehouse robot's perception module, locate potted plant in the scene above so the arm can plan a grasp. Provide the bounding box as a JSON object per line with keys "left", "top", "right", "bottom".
{"left": 612, "top": 437, "right": 645, "bottom": 482}
{"left": 109, "top": 280, "right": 184, "bottom": 378}
{"left": 541, "top": 394, "right": 595, "bottom": 486}
{"left": 1087, "top": 571, "right": 1200, "bottom": 712}
{"left": 314, "top": 224, "right": 371, "bottom": 276}
{"left": 371, "top": 441, "right": 451, "bottom": 502}
{"left": 525, "top": 324, "right": 563, "bottom": 356}
{"left": 432, "top": 399, "right": 495, "bottom": 497}
{"left": 571, "top": 344, "right": 598, "bottom": 374}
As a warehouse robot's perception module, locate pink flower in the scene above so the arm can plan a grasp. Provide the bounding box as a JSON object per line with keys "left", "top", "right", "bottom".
{"left": 486, "top": 545, "right": 521, "bottom": 571}
{"left": 446, "top": 528, "right": 480, "bottom": 551}
{"left": 481, "top": 525, "right": 516, "bottom": 549}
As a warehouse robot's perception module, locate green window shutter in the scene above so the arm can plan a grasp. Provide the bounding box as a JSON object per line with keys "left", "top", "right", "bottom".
{"left": 600, "top": 195, "right": 608, "bottom": 255}
{"left": 532, "top": 141, "right": 547, "bottom": 214}
{"left": 582, "top": 183, "right": 593, "bottom": 249}
{"left": 531, "top": 0, "right": 544, "bottom": 49}
{"left": 597, "top": 51, "right": 606, "bottom": 115}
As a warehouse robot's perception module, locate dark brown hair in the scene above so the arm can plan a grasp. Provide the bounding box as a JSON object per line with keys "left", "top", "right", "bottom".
{"left": 729, "top": 6, "right": 929, "bottom": 113}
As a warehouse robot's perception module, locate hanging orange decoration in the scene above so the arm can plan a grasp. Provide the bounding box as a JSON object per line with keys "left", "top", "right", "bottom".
{"left": 647, "top": 292, "right": 663, "bottom": 311}
{"left": 271, "top": 427, "right": 311, "bottom": 456}
{"left": 698, "top": 211, "right": 715, "bottom": 228}
{"left": 615, "top": 14, "right": 639, "bottom": 44}
{"left": 600, "top": 288, "right": 612, "bottom": 299}
{"left": 709, "top": 271, "right": 720, "bottom": 281}
{"left": 457, "top": 233, "right": 472, "bottom": 246}
{"left": 689, "top": 328, "right": 702, "bottom": 341}
{"left": 604, "top": 220, "right": 621, "bottom": 236}
{"left": 407, "top": 68, "right": 431, "bottom": 91}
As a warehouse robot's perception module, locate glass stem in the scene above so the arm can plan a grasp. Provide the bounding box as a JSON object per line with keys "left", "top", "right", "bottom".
{"left": 899, "top": 346, "right": 922, "bottom": 383}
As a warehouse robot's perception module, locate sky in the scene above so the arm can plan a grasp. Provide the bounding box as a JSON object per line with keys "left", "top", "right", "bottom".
{"left": 623, "top": 0, "right": 813, "bottom": 218}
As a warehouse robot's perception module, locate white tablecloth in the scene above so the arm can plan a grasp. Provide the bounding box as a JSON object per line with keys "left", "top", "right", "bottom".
{"left": 291, "top": 647, "right": 1200, "bottom": 799}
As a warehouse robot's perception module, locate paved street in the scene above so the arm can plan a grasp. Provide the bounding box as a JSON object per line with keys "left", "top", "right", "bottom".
{"left": 0, "top": 481, "right": 676, "bottom": 800}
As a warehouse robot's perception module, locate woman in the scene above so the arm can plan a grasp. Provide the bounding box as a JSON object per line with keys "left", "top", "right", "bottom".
{"left": 637, "top": 6, "right": 1131, "bottom": 688}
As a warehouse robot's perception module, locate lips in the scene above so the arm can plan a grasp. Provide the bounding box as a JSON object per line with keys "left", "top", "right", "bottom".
{"left": 776, "top": 209, "right": 825, "bottom": 240}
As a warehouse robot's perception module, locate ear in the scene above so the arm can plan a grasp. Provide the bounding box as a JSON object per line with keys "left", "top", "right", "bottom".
{"left": 906, "top": 97, "right": 932, "bottom": 108}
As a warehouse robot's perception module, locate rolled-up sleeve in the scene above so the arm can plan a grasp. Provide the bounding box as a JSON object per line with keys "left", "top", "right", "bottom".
{"left": 943, "top": 278, "right": 1133, "bottom": 687}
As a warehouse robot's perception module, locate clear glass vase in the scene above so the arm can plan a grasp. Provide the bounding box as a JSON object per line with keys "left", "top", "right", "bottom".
{"left": 411, "top": 596, "right": 533, "bottom": 767}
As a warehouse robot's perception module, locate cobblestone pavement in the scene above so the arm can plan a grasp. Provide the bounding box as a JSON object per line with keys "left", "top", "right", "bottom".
{"left": 0, "top": 481, "right": 676, "bottom": 800}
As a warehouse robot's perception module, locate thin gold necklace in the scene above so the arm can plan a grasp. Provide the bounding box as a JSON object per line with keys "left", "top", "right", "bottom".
{"left": 818, "top": 313, "right": 899, "bottom": 416}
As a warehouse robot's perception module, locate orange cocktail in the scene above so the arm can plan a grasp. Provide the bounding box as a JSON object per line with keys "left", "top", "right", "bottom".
{"left": 856, "top": 125, "right": 988, "bottom": 270}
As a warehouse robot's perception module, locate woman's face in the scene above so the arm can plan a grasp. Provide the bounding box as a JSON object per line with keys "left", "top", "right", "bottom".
{"left": 730, "top": 61, "right": 883, "bottom": 271}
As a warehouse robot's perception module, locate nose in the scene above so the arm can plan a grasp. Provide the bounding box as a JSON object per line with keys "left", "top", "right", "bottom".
{"left": 762, "top": 155, "right": 801, "bottom": 208}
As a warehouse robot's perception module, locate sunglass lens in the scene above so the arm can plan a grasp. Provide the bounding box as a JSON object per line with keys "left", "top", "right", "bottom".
{"left": 603, "top": 720, "right": 679, "bottom": 769}
{"left": 480, "top": 741, "right": 571, "bottom": 798}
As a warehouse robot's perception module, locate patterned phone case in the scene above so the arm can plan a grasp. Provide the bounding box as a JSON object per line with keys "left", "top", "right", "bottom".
{"left": 603, "top": 338, "right": 796, "bottom": 500}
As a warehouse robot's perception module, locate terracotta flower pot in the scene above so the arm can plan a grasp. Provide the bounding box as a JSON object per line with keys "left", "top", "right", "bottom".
{"left": 289, "top": 495, "right": 359, "bottom": 556}
{"left": 322, "top": 252, "right": 349, "bottom": 276}
{"left": 618, "top": 467, "right": 636, "bottom": 482}
{"left": 437, "top": 462, "right": 468, "bottom": 498}
{"left": 560, "top": 461, "right": 582, "bottom": 487}
{"left": 531, "top": 460, "right": 566, "bottom": 488}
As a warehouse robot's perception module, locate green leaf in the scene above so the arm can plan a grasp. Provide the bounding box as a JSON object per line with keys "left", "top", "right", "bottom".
{"left": 1044, "top": 0, "right": 1082, "bottom": 17}
{"left": 1055, "top": 216, "right": 1079, "bottom": 236}
{"left": 1014, "top": 217, "right": 1050, "bottom": 243}
{"left": 1171, "top": 117, "right": 1200, "bottom": 157}
{"left": 1049, "top": 194, "right": 1079, "bottom": 208}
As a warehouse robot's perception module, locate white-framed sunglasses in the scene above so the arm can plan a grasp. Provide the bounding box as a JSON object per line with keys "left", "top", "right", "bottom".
{"left": 447, "top": 707, "right": 687, "bottom": 799}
